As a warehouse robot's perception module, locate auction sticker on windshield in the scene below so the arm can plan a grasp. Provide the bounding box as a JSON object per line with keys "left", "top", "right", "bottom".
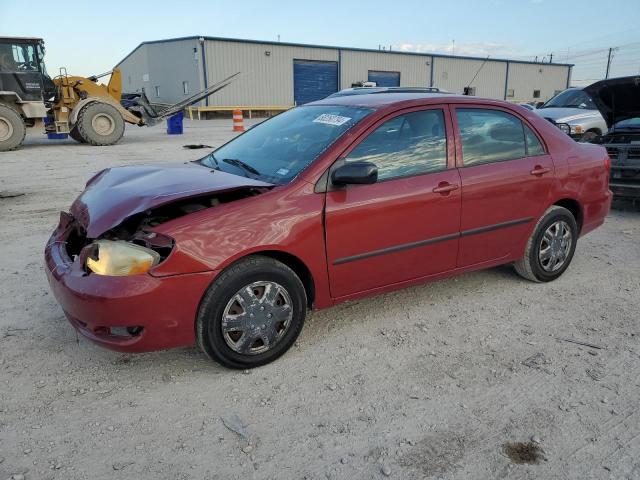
{"left": 313, "top": 114, "right": 352, "bottom": 126}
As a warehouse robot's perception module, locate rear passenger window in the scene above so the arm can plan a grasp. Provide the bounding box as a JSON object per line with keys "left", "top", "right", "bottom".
{"left": 345, "top": 109, "right": 447, "bottom": 181}
{"left": 524, "top": 126, "right": 545, "bottom": 156}
{"left": 456, "top": 109, "right": 526, "bottom": 166}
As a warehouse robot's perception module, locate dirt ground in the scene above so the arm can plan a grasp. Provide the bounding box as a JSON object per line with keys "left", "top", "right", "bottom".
{"left": 1, "top": 120, "right": 639, "bottom": 480}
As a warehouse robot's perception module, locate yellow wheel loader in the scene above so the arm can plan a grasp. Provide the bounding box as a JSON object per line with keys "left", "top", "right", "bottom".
{"left": 0, "top": 37, "right": 238, "bottom": 151}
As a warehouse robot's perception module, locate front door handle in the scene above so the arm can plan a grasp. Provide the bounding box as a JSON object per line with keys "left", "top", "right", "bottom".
{"left": 432, "top": 182, "right": 459, "bottom": 194}
{"left": 530, "top": 166, "right": 551, "bottom": 176}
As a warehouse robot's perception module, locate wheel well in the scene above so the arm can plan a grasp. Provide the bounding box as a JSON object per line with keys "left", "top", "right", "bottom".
{"left": 248, "top": 251, "right": 315, "bottom": 308}
{"left": 554, "top": 198, "right": 582, "bottom": 232}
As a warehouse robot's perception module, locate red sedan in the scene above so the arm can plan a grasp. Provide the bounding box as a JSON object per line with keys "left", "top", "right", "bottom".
{"left": 45, "top": 93, "right": 612, "bottom": 368}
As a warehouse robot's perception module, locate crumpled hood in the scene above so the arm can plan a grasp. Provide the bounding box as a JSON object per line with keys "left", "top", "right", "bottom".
{"left": 583, "top": 75, "right": 640, "bottom": 128}
{"left": 534, "top": 107, "right": 602, "bottom": 124}
{"left": 70, "top": 162, "right": 273, "bottom": 238}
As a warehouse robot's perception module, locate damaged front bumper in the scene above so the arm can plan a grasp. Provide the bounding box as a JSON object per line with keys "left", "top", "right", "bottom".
{"left": 44, "top": 213, "right": 215, "bottom": 353}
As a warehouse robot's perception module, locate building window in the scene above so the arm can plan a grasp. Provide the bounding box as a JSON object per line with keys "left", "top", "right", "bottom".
{"left": 506, "top": 89, "right": 515, "bottom": 98}
{"left": 183, "top": 81, "right": 189, "bottom": 95}
{"left": 533, "top": 90, "right": 541, "bottom": 98}
{"left": 155, "top": 86, "right": 160, "bottom": 98}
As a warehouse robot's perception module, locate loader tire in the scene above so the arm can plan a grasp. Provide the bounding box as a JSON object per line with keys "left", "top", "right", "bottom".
{"left": 0, "top": 104, "right": 26, "bottom": 151}
{"left": 76, "top": 102, "right": 124, "bottom": 146}
{"left": 69, "top": 126, "right": 86, "bottom": 143}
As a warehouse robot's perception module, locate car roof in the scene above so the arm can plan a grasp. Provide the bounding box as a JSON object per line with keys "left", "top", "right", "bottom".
{"left": 329, "top": 86, "right": 446, "bottom": 97}
{"left": 309, "top": 92, "right": 510, "bottom": 110}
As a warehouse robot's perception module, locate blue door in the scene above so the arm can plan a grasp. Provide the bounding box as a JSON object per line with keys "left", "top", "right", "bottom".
{"left": 293, "top": 60, "right": 338, "bottom": 105}
{"left": 368, "top": 70, "right": 400, "bottom": 87}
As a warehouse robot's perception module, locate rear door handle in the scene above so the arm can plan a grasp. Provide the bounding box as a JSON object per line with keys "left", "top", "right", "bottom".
{"left": 530, "top": 166, "right": 551, "bottom": 176}
{"left": 432, "top": 182, "right": 459, "bottom": 194}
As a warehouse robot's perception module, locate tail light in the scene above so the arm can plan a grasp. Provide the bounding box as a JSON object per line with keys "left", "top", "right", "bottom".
{"left": 604, "top": 154, "right": 611, "bottom": 185}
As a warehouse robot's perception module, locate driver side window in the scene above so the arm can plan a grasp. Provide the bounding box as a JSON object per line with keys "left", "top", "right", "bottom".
{"left": 344, "top": 109, "right": 448, "bottom": 181}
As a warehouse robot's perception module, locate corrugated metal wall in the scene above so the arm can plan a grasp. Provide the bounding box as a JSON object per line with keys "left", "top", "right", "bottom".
{"left": 507, "top": 63, "right": 570, "bottom": 103}
{"left": 433, "top": 58, "right": 507, "bottom": 99}
{"left": 204, "top": 40, "right": 338, "bottom": 105}
{"left": 118, "top": 44, "right": 149, "bottom": 95}
{"left": 340, "top": 50, "right": 430, "bottom": 88}
{"left": 118, "top": 37, "right": 572, "bottom": 107}
{"left": 117, "top": 39, "right": 203, "bottom": 105}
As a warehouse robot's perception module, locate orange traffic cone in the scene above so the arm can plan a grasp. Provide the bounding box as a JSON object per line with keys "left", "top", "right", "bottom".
{"left": 232, "top": 109, "right": 245, "bottom": 132}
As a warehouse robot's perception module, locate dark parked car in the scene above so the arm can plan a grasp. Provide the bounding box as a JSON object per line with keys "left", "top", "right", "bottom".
{"left": 585, "top": 75, "right": 640, "bottom": 200}
{"left": 46, "top": 92, "right": 612, "bottom": 368}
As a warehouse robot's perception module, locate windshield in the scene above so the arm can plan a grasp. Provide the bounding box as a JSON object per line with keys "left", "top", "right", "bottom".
{"left": 541, "top": 89, "right": 596, "bottom": 109}
{"left": 202, "top": 105, "right": 372, "bottom": 184}
{"left": 613, "top": 117, "right": 640, "bottom": 129}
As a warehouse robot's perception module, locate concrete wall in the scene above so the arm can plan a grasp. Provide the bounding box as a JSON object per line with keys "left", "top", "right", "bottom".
{"left": 204, "top": 40, "right": 338, "bottom": 106}
{"left": 339, "top": 50, "right": 431, "bottom": 88}
{"left": 507, "top": 63, "right": 570, "bottom": 103}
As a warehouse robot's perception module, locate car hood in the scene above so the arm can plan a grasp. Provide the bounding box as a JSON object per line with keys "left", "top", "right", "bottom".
{"left": 70, "top": 162, "right": 273, "bottom": 238}
{"left": 534, "top": 107, "right": 602, "bottom": 123}
{"left": 583, "top": 75, "right": 640, "bottom": 128}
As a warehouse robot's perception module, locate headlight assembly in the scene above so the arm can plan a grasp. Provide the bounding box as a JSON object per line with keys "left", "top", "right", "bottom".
{"left": 556, "top": 123, "right": 571, "bottom": 135}
{"left": 86, "top": 240, "right": 160, "bottom": 276}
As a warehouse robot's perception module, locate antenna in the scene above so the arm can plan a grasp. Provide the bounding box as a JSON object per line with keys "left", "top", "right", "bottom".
{"left": 465, "top": 55, "right": 490, "bottom": 92}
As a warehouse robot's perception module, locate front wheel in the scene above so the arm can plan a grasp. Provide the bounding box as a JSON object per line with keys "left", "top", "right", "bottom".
{"left": 76, "top": 102, "right": 125, "bottom": 146}
{"left": 196, "top": 256, "right": 307, "bottom": 369}
{"left": 514, "top": 206, "right": 578, "bottom": 282}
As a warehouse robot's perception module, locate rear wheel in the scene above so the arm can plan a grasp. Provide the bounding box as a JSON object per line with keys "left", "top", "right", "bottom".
{"left": 0, "top": 104, "right": 26, "bottom": 151}
{"left": 76, "top": 102, "right": 125, "bottom": 146}
{"left": 514, "top": 206, "right": 578, "bottom": 282}
{"left": 196, "top": 256, "right": 307, "bottom": 369}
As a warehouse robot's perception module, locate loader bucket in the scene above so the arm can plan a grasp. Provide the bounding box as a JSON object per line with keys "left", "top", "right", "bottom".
{"left": 126, "top": 72, "right": 240, "bottom": 126}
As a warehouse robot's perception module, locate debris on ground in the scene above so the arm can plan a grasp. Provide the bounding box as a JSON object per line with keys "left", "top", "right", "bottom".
{"left": 503, "top": 442, "right": 545, "bottom": 464}
{"left": 182, "top": 144, "right": 212, "bottom": 149}
{"left": 556, "top": 337, "right": 604, "bottom": 350}
{"left": 221, "top": 414, "right": 249, "bottom": 440}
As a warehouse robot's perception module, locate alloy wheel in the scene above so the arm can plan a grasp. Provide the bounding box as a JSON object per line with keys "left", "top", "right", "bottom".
{"left": 539, "top": 220, "right": 572, "bottom": 272}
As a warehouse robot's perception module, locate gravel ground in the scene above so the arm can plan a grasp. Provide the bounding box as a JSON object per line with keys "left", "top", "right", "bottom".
{"left": 1, "top": 120, "right": 639, "bottom": 480}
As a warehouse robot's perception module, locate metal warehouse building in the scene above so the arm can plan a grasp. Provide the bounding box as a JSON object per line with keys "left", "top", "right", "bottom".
{"left": 116, "top": 35, "right": 573, "bottom": 108}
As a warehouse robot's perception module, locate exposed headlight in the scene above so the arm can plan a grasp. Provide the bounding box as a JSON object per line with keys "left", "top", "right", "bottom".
{"left": 557, "top": 123, "right": 571, "bottom": 135}
{"left": 86, "top": 240, "right": 160, "bottom": 276}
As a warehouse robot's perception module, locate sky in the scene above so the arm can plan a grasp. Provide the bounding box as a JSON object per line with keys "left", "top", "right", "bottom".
{"left": 1, "top": 0, "right": 639, "bottom": 85}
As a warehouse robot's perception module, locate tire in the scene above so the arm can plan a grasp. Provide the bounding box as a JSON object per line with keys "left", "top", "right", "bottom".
{"left": 76, "top": 102, "right": 125, "bottom": 146}
{"left": 579, "top": 130, "right": 599, "bottom": 143}
{"left": 196, "top": 255, "right": 307, "bottom": 369}
{"left": 514, "top": 206, "right": 578, "bottom": 282}
{"left": 69, "top": 126, "right": 86, "bottom": 143}
{"left": 0, "top": 104, "right": 26, "bottom": 151}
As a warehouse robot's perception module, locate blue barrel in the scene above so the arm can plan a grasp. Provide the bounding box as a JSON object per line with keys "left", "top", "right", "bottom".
{"left": 166, "top": 112, "right": 184, "bottom": 135}
{"left": 43, "top": 116, "right": 68, "bottom": 139}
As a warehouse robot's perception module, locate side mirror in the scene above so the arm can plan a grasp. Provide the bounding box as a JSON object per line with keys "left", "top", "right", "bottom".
{"left": 331, "top": 161, "right": 378, "bottom": 186}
